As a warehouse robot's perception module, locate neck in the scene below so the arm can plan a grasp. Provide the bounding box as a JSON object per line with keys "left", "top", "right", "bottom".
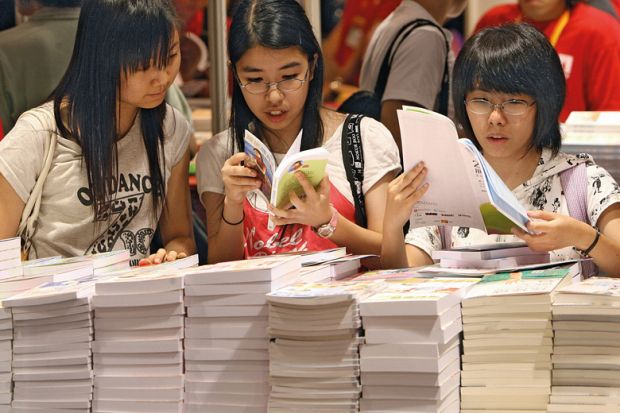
{"left": 520, "top": 2, "right": 567, "bottom": 22}
{"left": 262, "top": 127, "right": 298, "bottom": 154}
{"left": 414, "top": 0, "right": 450, "bottom": 24}
{"left": 485, "top": 148, "right": 542, "bottom": 190}
{"left": 117, "top": 102, "right": 138, "bottom": 139}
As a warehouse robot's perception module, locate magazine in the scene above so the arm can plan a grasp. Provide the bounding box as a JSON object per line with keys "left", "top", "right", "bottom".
{"left": 244, "top": 129, "right": 329, "bottom": 210}
{"left": 398, "top": 107, "right": 530, "bottom": 234}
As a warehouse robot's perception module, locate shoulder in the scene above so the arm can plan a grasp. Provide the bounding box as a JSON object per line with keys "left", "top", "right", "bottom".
{"left": 570, "top": 3, "right": 620, "bottom": 41}
{"left": 196, "top": 129, "right": 235, "bottom": 166}
{"left": 163, "top": 104, "right": 192, "bottom": 140}
{"left": 13, "top": 102, "right": 57, "bottom": 133}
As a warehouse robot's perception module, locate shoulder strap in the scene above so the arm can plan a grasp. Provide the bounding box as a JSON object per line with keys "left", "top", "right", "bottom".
{"left": 375, "top": 18, "right": 451, "bottom": 116}
{"left": 560, "top": 163, "right": 589, "bottom": 225}
{"left": 17, "top": 109, "right": 58, "bottom": 257}
{"left": 341, "top": 114, "right": 367, "bottom": 228}
{"left": 560, "top": 162, "right": 598, "bottom": 277}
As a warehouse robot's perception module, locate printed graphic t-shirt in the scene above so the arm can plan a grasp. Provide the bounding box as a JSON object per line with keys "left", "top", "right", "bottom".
{"left": 0, "top": 102, "right": 191, "bottom": 259}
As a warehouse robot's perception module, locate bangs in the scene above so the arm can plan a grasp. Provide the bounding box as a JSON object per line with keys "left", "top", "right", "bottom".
{"left": 120, "top": 17, "right": 176, "bottom": 74}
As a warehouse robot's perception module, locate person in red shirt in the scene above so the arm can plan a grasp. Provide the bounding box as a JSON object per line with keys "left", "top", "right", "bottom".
{"left": 475, "top": 0, "right": 620, "bottom": 122}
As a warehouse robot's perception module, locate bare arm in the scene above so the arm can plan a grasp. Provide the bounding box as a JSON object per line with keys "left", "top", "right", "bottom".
{"left": 0, "top": 173, "right": 24, "bottom": 239}
{"left": 146, "top": 149, "right": 196, "bottom": 263}
{"left": 588, "top": 204, "right": 620, "bottom": 275}
{"left": 380, "top": 99, "right": 424, "bottom": 154}
{"left": 203, "top": 191, "right": 245, "bottom": 263}
{"left": 203, "top": 152, "right": 262, "bottom": 263}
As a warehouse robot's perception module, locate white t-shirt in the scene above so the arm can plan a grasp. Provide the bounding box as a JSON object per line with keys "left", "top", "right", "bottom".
{"left": 405, "top": 149, "right": 620, "bottom": 261}
{"left": 196, "top": 116, "right": 401, "bottom": 214}
{"left": 0, "top": 102, "right": 191, "bottom": 259}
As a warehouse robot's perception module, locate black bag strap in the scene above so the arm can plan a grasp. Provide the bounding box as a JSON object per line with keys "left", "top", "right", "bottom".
{"left": 341, "top": 113, "right": 367, "bottom": 228}
{"left": 374, "top": 18, "right": 450, "bottom": 116}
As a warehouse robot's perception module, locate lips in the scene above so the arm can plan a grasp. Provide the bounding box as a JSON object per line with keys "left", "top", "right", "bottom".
{"left": 265, "top": 109, "right": 287, "bottom": 123}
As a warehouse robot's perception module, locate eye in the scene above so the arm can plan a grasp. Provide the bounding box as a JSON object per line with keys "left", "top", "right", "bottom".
{"left": 282, "top": 74, "right": 300, "bottom": 80}
{"left": 246, "top": 77, "right": 263, "bottom": 83}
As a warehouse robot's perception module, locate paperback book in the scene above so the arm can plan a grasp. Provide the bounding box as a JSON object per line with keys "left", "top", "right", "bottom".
{"left": 398, "top": 107, "right": 530, "bottom": 234}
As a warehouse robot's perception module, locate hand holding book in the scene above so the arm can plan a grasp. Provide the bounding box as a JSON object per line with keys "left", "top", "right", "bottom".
{"left": 383, "top": 161, "right": 429, "bottom": 232}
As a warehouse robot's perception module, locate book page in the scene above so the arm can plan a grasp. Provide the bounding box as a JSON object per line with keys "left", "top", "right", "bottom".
{"left": 271, "top": 147, "right": 330, "bottom": 209}
{"left": 398, "top": 108, "right": 485, "bottom": 231}
{"left": 460, "top": 140, "right": 529, "bottom": 234}
{"left": 244, "top": 130, "right": 277, "bottom": 203}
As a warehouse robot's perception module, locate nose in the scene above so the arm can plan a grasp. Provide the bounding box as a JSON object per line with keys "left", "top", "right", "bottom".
{"left": 488, "top": 105, "right": 506, "bottom": 126}
{"left": 151, "top": 67, "right": 171, "bottom": 87}
{"left": 266, "top": 84, "right": 284, "bottom": 104}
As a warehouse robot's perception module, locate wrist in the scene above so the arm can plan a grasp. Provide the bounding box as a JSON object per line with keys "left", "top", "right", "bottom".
{"left": 573, "top": 223, "right": 597, "bottom": 251}
{"left": 574, "top": 226, "right": 601, "bottom": 257}
{"left": 313, "top": 204, "right": 338, "bottom": 238}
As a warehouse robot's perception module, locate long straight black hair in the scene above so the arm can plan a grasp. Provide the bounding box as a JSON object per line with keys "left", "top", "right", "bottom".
{"left": 228, "top": 0, "right": 325, "bottom": 152}
{"left": 53, "top": 0, "right": 178, "bottom": 219}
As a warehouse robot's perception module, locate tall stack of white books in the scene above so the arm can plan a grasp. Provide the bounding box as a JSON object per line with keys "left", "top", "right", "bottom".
{"left": 266, "top": 279, "right": 382, "bottom": 413}
{"left": 460, "top": 265, "right": 576, "bottom": 413}
{"left": 181, "top": 255, "right": 302, "bottom": 413}
{"left": 549, "top": 277, "right": 620, "bottom": 413}
{"left": 3, "top": 279, "right": 95, "bottom": 413}
{"left": 91, "top": 268, "right": 185, "bottom": 413}
{"left": 0, "top": 237, "right": 23, "bottom": 412}
{"left": 358, "top": 277, "right": 478, "bottom": 413}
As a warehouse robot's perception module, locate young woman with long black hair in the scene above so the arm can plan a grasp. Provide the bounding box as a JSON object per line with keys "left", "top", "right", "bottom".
{"left": 197, "top": 0, "right": 401, "bottom": 263}
{"left": 0, "top": 0, "right": 195, "bottom": 264}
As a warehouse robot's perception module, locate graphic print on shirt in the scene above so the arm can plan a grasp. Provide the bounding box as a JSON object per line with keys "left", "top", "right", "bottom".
{"left": 77, "top": 173, "right": 156, "bottom": 256}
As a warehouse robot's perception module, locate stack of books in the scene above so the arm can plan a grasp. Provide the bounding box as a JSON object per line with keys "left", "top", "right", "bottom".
{"left": 266, "top": 279, "right": 381, "bottom": 413}
{"left": 358, "top": 277, "right": 478, "bottom": 413}
{"left": 181, "top": 255, "right": 302, "bottom": 413}
{"left": 549, "top": 277, "right": 620, "bottom": 413}
{"left": 3, "top": 279, "right": 95, "bottom": 412}
{"left": 0, "top": 307, "right": 9, "bottom": 412}
{"left": 563, "top": 111, "right": 620, "bottom": 182}
{"left": 460, "top": 265, "right": 577, "bottom": 412}
{"left": 431, "top": 242, "right": 550, "bottom": 270}
{"left": 0, "top": 237, "right": 22, "bottom": 279}
{"left": 91, "top": 268, "right": 185, "bottom": 413}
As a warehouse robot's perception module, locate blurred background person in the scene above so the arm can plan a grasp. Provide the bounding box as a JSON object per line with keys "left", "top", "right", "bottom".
{"left": 475, "top": 0, "right": 620, "bottom": 122}
{"left": 0, "top": 0, "right": 80, "bottom": 132}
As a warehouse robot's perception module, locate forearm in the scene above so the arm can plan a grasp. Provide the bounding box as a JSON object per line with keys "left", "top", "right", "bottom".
{"left": 329, "top": 213, "right": 383, "bottom": 256}
{"left": 207, "top": 198, "right": 245, "bottom": 263}
{"left": 578, "top": 227, "right": 620, "bottom": 277}
{"left": 380, "top": 223, "right": 409, "bottom": 269}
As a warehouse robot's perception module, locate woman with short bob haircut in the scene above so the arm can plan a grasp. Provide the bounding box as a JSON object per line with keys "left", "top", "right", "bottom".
{"left": 197, "top": 0, "right": 400, "bottom": 263}
{"left": 0, "top": 0, "right": 195, "bottom": 265}
{"left": 382, "top": 23, "right": 620, "bottom": 276}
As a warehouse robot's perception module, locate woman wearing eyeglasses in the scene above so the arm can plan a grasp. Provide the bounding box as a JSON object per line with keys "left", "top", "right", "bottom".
{"left": 381, "top": 23, "right": 620, "bottom": 275}
{"left": 196, "top": 0, "right": 401, "bottom": 263}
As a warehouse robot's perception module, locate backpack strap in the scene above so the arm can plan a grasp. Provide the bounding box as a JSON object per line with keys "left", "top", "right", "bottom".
{"left": 341, "top": 114, "right": 367, "bottom": 228}
{"left": 374, "top": 18, "right": 451, "bottom": 116}
{"left": 560, "top": 162, "right": 598, "bottom": 277}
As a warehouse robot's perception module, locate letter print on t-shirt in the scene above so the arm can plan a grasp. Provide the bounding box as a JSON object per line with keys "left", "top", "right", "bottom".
{"left": 77, "top": 172, "right": 156, "bottom": 256}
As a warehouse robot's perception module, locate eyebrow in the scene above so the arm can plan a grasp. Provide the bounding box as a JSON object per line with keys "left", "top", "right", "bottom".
{"left": 169, "top": 41, "right": 180, "bottom": 50}
{"left": 240, "top": 61, "right": 302, "bottom": 73}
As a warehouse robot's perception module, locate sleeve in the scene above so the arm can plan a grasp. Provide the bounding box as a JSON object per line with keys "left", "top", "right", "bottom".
{"left": 586, "top": 163, "right": 620, "bottom": 226}
{"left": 382, "top": 27, "right": 446, "bottom": 109}
{"left": 0, "top": 110, "right": 50, "bottom": 203}
{"left": 195, "top": 130, "right": 235, "bottom": 198}
{"left": 404, "top": 225, "right": 442, "bottom": 258}
{"left": 165, "top": 106, "right": 192, "bottom": 167}
{"left": 359, "top": 117, "right": 401, "bottom": 193}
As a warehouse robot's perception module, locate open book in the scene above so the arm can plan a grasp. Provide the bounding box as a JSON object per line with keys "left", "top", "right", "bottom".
{"left": 244, "top": 130, "right": 329, "bottom": 210}
{"left": 398, "top": 107, "right": 530, "bottom": 234}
